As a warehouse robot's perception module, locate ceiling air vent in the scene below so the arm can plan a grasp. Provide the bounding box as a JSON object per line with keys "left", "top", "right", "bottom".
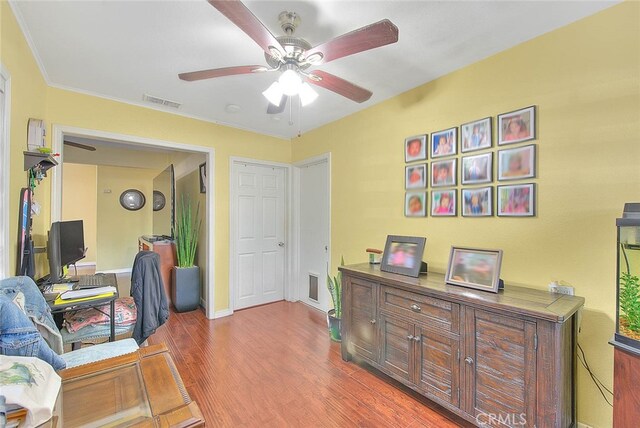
{"left": 142, "top": 94, "right": 181, "bottom": 109}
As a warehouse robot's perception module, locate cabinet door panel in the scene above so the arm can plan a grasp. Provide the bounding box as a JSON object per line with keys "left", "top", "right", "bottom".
{"left": 379, "top": 314, "right": 413, "bottom": 382}
{"left": 416, "top": 327, "right": 460, "bottom": 408}
{"left": 347, "top": 278, "right": 377, "bottom": 362}
{"left": 467, "top": 309, "right": 536, "bottom": 427}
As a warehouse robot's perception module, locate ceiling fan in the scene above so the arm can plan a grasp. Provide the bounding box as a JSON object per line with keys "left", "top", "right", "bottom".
{"left": 178, "top": 0, "right": 399, "bottom": 114}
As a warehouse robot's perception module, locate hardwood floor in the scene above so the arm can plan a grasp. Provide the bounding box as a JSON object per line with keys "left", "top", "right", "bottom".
{"left": 147, "top": 301, "right": 470, "bottom": 427}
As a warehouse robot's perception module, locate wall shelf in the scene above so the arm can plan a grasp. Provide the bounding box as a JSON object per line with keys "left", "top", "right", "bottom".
{"left": 24, "top": 151, "right": 58, "bottom": 172}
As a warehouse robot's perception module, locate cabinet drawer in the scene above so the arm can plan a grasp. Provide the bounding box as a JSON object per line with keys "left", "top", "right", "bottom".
{"left": 379, "top": 286, "right": 459, "bottom": 334}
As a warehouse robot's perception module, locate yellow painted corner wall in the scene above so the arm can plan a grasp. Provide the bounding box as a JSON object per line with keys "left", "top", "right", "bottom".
{"left": 44, "top": 88, "right": 291, "bottom": 310}
{"left": 96, "top": 165, "right": 158, "bottom": 271}
{"left": 61, "top": 163, "right": 97, "bottom": 263}
{"left": 293, "top": 3, "right": 639, "bottom": 427}
{"left": 1, "top": 0, "right": 49, "bottom": 274}
{"left": 175, "top": 169, "right": 207, "bottom": 298}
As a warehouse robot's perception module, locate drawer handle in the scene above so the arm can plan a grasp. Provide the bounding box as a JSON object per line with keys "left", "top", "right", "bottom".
{"left": 464, "top": 357, "right": 474, "bottom": 365}
{"left": 369, "top": 319, "right": 376, "bottom": 324}
{"left": 410, "top": 304, "right": 422, "bottom": 312}
{"left": 407, "top": 335, "right": 414, "bottom": 341}
{"left": 413, "top": 336, "right": 421, "bottom": 343}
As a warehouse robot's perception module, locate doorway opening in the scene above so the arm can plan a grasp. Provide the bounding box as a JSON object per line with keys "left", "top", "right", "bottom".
{"left": 50, "top": 125, "right": 216, "bottom": 318}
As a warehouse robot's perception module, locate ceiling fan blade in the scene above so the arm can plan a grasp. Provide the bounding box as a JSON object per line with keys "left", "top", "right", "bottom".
{"left": 179, "top": 65, "right": 267, "bottom": 82}
{"left": 208, "top": 0, "right": 285, "bottom": 58}
{"left": 305, "top": 71, "right": 372, "bottom": 103}
{"left": 64, "top": 141, "right": 96, "bottom": 151}
{"left": 267, "top": 95, "right": 287, "bottom": 115}
{"left": 303, "top": 19, "right": 399, "bottom": 65}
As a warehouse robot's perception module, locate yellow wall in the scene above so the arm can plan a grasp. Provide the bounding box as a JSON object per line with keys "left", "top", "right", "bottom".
{"left": 292, "top": 3, "right": 639, "bottom": 427}
{"left": 45, "top": 88, "right": 291, "bottom": 309}
{"left": 175, "top": 169, "right": 207, "bottom": 298}
{"left": 1, "top": 0, "right": 49, "bottom": 273}
{"left": 95, "top": 165, "right": 158, "bottom": 271}
{"left": 61, "top": 163, "right": 97, "bottom": 263}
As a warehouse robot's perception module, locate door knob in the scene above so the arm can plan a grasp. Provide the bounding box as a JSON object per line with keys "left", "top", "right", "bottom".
{"left": 278, "top": 242, "right": 285, "bottom": 247}
{"left": 407, "top": 335, "right": 414, "bottom": 340}
{"left": 410, "top": 304, "right": 421, "bottom": 312}
{"left": 464, "top": 357, "right": 474, "bottom": 365}
{"left": 369, "top": 319, "right": 376, "bottom": 324}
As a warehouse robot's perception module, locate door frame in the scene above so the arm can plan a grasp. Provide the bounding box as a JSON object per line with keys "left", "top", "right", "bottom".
{"left": 0, "top": 64, "right": 11, "bottom": 278}
{"left": 291, "top": 153, "right": 332, "bottom": 307}
{"left": 229, "top": 157, "right": 293, "bottom": 313}
{"left": 50, "top": 125, "right": 216, "bottom": 319}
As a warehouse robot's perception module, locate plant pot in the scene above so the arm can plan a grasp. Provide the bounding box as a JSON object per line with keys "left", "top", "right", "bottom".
{"left": 327, "top": 309, "right": 342, "bottom": 342}
{"left": 172, "top": 266, "right": 200, "bottom": 312}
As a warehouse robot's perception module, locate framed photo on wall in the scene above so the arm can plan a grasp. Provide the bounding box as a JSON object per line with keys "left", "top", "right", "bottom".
{"left": 498, "top": 106, "right": 536, "bottom": 145}
{"left": 498, "top": 144, "right": 536, "bottom": 181}
{"left": 405, "top": 192, "right": 427, "bottom": 217}
{"left": 445, "top": 247, "right": 503, "bottom": 293}
{"left": 405, "top": 135, "right": 427, "bottom": 162}
{"left": 431, "top": 190, "right": 456, "bottom": 217}
{"left": 431, "top": 127, "right": 457, "bottom": 158}
{"left": 406, "top": 164, "right": 427, "bottom": 189}
{"left": 461, "top": 153, "right": 493, "bottom": 185}
{"left": 431, "top": 159, "right": 457, "bottom": 187}
{"left": 497, "top": 183, "right": 535, "bottom": 217}
{"left": 461, "top": 187, "right": 493, "bottom": 217}
{"left": 461, "top": 117, "right": 492, "bottom": 153}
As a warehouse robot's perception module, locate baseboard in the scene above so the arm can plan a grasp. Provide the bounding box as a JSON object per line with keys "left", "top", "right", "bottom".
{"left": 577, "top": 423, "right": 593, "bottom": 428}
{"left": 213, "top": 308, "right": 233, "bottom": 319}
{"left": 98, "top": 267, "right": 133, "bottom": 274}
{"left": 75, "top": 261, "right": 96, "bottom": 267}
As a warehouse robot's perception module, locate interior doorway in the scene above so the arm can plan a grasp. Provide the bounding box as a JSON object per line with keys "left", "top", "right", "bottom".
{"left": 230, "top": 158, "right": 289, "bottom": 310}
{"left": 50, "top": 125, "right": 216, "bottom": 318}
{"left": 295, "top": 154, "right": 331, "bottom": 312}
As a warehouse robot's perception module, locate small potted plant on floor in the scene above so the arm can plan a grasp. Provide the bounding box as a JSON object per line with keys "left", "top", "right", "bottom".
{"left": 327, "top": 257, "right": 344, "bottom": 342}
{"left": 172, "top": 195, "right": 202, "bottom": 312}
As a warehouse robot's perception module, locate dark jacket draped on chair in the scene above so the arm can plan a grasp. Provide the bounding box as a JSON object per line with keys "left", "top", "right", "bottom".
{"left": 130, "top": 251, "right": 169, "bottom": 344}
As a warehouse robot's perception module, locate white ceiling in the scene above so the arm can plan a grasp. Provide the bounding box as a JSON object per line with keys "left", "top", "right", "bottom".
{"left": 11, "top": 0, "right": 619, "bottom": 139}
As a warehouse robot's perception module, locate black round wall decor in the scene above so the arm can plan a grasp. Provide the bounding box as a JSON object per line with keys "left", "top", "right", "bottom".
{"left": 119, "top": 189, "right": 146, "bottom": 211}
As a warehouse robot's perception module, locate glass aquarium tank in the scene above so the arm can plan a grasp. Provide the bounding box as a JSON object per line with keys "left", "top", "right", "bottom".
{"left": 613, "top": 203, "right": 640, "bottom": 353}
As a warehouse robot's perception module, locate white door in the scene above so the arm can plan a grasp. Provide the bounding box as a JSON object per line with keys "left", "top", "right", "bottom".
{"left": 232, "top": 163, "right": 286, "bottom": 309}
{"left": 298, "top": 159, "right": 330, "bottom": 311}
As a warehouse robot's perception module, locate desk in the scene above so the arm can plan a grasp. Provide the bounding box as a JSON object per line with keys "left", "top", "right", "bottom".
{"left": 57, "top": 344, "right": 204, "bottom": 427}
{"left": 48, "top": 273, "right": 119, "bottom": 342}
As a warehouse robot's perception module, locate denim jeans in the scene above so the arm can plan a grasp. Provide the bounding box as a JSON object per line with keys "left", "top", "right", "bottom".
{"left": 0, "top": 294, "right": 66, "bottom": 370}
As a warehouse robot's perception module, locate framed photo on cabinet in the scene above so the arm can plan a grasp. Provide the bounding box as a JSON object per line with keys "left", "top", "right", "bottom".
{"left": 445, "top": 246, "right": 503, "bottom": 293}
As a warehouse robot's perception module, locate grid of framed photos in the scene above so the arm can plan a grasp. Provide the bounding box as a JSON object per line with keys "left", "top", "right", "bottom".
{"left": 403, "top": 105, "right": 537, "bottom": 218}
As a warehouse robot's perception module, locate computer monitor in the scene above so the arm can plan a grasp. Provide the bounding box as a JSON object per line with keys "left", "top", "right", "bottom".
{"left": 47, "top": 220, "right": 86, "bottom": 282}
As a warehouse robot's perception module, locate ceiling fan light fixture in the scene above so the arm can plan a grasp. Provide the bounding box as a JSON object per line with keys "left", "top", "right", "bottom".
{"left": 279, "top": 69, "right": 302, "bottom": 96}
{"left": 263, "top": 82, "right": 284, "bottom": 106}
{"left": 299, "top": 83, "right": 318, "bottom": 106}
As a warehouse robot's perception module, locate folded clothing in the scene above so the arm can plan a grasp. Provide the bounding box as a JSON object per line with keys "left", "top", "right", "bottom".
{"left": 63, "top": 297, "right": 136, "bottom": 333}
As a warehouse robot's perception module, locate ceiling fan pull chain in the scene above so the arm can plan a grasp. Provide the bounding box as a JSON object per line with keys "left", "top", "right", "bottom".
{"left": 289, "top": 95, "right": 294, "bottom": 126}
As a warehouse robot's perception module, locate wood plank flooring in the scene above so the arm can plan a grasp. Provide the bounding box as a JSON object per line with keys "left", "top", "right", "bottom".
{"left": 147, "top": 301, "right": 470, "bottom": 427}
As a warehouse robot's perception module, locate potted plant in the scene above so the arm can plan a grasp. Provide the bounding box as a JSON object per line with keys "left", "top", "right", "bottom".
{"left": 327, "top": 257, "right": 344, "bottom": 342}
{"left": 172, "top": 195, "right": 202, "bottom": 312}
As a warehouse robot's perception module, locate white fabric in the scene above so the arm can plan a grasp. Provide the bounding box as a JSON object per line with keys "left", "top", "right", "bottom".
{"left": 0, "top": 355, "right": 61, "bottom": 427}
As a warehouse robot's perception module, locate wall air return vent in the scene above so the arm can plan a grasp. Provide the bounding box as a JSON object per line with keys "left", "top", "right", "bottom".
{"left": 143, "top": 94, "right": 181, "bottom": 109}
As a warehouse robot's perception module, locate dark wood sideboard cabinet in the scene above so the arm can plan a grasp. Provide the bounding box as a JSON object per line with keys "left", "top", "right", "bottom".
{"left": 340, "top": 264, "right": 584, "bottom": 428}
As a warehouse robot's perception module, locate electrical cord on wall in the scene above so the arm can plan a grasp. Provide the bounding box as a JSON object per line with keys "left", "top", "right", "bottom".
{"left": 577, "top": 342, "right": 613, "bottom": 407}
